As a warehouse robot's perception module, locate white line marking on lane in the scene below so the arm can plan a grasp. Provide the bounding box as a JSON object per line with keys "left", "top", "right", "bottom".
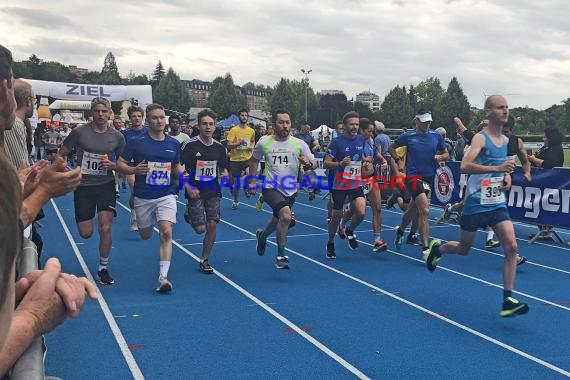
{"left": 214, "top": 198, "right": 570, "bottom": 376}
{"left": 51, "top": 199, "right": 145, "bottom": 380}
{"left": 118, "top": 200, "right": 371, "bottom": 379}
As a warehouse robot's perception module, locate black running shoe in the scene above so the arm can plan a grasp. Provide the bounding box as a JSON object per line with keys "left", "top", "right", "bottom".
{"left": 200, "top": 259, "right": 214, "bottom": 274}
{"left": 326, "top": 242, "right": 336, "bottom": 259}
{"left": 256, "top": 229, "right": 267, "bottom": 256}
{"left": 346, "top": 230, "right": 358, "bottom": 250}
{"left": 500, "top": 297, "right": 529, "bottom": 317}
{"left": 97, "top": 268, "right": 115, "bottom": 285}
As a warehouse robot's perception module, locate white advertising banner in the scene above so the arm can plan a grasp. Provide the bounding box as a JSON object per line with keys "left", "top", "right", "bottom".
{"left": 22, "top": 79, "right": 153, "bottom": 108}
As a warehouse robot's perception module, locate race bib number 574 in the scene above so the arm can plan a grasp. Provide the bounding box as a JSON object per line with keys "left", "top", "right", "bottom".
{"left": 146, "top": 161, "right": 171, "bottom": 186}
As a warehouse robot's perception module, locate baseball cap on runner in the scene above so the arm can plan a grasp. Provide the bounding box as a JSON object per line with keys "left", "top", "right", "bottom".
{"left": 416, "top": 112, "right": 432, "bottom": 123}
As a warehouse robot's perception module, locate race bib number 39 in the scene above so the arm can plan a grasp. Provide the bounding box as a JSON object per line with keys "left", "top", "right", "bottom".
{"left": 146, "top": 161, "right": 171, "bottom": 186}
{"left": 81, "top": 152, "right": 106, "bottom": 176}
{"left": 480, "top": 177, "right": 505, "bottom": 205}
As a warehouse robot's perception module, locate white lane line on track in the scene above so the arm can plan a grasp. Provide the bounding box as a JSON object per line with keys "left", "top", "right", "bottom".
{"left": 285, "top": 198, "right": 570, "bottom": 310}
{"left": 51, "top": 199, "right": 145, "bottom": 380}
{"left": 214, "top": 199, "right": 570, "bottom": 377}
{"left": 119, "top": 200, "right": 370, "bottom": 380}
{"left": 291, "top": 198, "right": 570, "bottom": 274}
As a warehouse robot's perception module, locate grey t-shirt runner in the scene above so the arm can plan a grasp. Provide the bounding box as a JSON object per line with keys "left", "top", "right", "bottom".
{"left": 63, "top": 123, "right": 126, "bottom": 187}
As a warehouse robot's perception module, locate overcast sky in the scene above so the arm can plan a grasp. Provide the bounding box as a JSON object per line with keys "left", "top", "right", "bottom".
{"left": 2, "top": 0, "right": 569, "bottom": 110}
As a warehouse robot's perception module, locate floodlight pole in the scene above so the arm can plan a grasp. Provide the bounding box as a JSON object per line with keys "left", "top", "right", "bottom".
{"left": 301, "top": 68, "right": 312, "bottom": 122}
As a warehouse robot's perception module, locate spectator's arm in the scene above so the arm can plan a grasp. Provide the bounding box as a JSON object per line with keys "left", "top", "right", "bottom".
{"left": 517, "top": 137, "right": 532, "bottom": 181}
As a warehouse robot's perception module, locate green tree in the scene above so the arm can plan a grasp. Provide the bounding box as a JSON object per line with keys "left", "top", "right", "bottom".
{"left": 380, "top": 85, "right": 412, "bottom": 129}
{"left": 267, "top": 78, "right": 299, "bottom": 123}
{"left": 13, "top": 61, "right": 32, "bottom": 78}
{"left": 315, "top": 93, "right": 350, "bottom": 127}
{"left": 154, "top": 67, "right": 191, "bottom": 114}
{"left": 207, "top": 73, "right": 247, "bottom": 119}
{"left": 353, "top": 101, "right": 374, "bottom": 121}
{"left": 36, "top": 61, "right": 75, "bottom": 82}
{"left": 439, "top": 77, "right": 471, "bottom": 137}
{"left": 125, "top": 72, "right": 150, "bottom": 85}
{"left": 81, "top": 71, "right": 102, "bottom": 84}
{"left": 100, "top": 52, "right": 121, "bottom": 85}
{"left": 151, "top": 60, "right": 165, "bottom": 87}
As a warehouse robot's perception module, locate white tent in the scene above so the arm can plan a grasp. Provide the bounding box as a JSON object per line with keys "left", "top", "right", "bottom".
{"left": 311, "top": 125, "right": 333, "bottom": 139}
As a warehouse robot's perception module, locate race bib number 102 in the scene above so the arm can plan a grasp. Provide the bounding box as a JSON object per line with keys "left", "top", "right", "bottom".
{"left": 81, "top": 152, "right": 107, "bottom": 176}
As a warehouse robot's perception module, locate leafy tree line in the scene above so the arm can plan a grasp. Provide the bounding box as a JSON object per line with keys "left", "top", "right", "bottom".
{"left": 12, "top": 52, "right": 570, "bottom": 134}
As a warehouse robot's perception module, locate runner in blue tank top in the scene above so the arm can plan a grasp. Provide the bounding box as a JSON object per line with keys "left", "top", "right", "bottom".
{"left": 424, "top": 95, "right": 529, "bottom": 318}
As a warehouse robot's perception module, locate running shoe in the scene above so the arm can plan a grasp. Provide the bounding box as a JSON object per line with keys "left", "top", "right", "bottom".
{"left": 289, "top": 212, "right": 296, "bottom": 229}
{"left": 443, "top": 203, "right": 452, "bottom": 221}
{"left": 231, "top": 201, "right": 239, "bottom": 210}
{"left": 394, "top": 226, "right": 405, "bottom": 250}
{"left": 423, "top": 239, "right": 442, "bottom": 272}
{"left": 500, "top": 297, "right": 529, "bottom": 317}
{"left": 516, "top": 255, "right": 527, "bottom": 266}
{"left": 372, "top": 239, "right": 388, "bottom": 252}
{"left": 156, "top": 277, "right": 172, "bottom": 293}
{"left": 274, "top": 255, "right": 290, "bottom": 269}
{"left": 130, "top": 217, "right": 138, "bottom": 232}
{"left": 385, "top": 191, "right": 399, "bottom": 209}
{"left": 338, "top": 225, "right": 347, "bottom": 239}
{"left": 485, "top": 239, "right": 501, "bottom": 248}
{"left": 200, "top": 259, "right": 214, "bottom": 274}
{"left": 121, "top": 181, "right": 127, "bottom": 190}
{"left": 308, "top": 189, "right": 316, "bottom": 201}
{"left": 97, "top": 268, "right": 115, "bottom": 285}
{"left": 326, "top": 242, "right": 336, "bottom": 259}
{"left": 255, "top": 195, "right": 264, "bottom": 211}
{"left": 256, "top": 229, "right": 267, "bottom": 256}
{"left": 115, "top": 190, "right": 120, "bottom": 198}
{"left": 406, "top": 233, "right": 421, "bottom": 246}
{"left": 346, "top": 230, "right": 358, "bottom": 250}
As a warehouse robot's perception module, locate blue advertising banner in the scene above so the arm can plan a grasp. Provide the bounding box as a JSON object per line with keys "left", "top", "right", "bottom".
{"left": 431, "top": 162, "right": 570, "bottom": 229}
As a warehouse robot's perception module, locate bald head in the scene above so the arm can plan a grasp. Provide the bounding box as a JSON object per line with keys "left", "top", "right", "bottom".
{"left": 484, "top": 95, "right": 506, "bottom": 111}
{"left": 14, "top": 79, "right": 34, "bottom": 108}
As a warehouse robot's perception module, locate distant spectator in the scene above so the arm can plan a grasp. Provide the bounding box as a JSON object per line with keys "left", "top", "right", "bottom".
{"left": 435, "top": 127, "right": 456, "bottom": 161}
{"left": 528, "top": 126, "right": 564, "bottom": 169}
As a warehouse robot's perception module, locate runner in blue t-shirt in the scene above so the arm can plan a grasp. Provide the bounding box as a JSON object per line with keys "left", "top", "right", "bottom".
{"left": 389, "top": 111, "right": 448, "bottom": 256}
{"left": 117, "top": 104, "right": 183, "bottom": 293}
{"left": 423, "top": 95, "right": 529, "bottom": 318}
{"left": 323, "top": 111, "right": 366, "bottom": 258}
{"left": 122, "top": 105, "right": 148, "bottom": 232}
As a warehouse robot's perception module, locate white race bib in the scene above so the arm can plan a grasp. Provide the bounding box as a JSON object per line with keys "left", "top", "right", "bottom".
{"left": 81, "top": 152, "right": 107, "bottom": 176}
{"left": 146, "top": 161, "right": 171, "bottom": 186}
{"left": 195, "top": 160, "right": 217, "bottom": 180}
{"left": 361, "top": 181, "right": 372, "bottom": 195}
{"left": 237, "top": 140, "right": 250, "bottom": 150}
{"left": 480, "top": 176, "right": 505, "bottom": 205}
{"left": 269, "top": 149, "right": 294, "bottom": 167}
{"left": 344, "top": 161, "right": 361, "bottom": 180}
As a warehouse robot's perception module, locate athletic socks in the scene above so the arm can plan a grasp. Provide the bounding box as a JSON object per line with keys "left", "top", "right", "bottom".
{"left": 159, "top": 260, "right": 171, "bottom": 279}
{"left": 98, "top": 257, "right": 109, "bottom": 271}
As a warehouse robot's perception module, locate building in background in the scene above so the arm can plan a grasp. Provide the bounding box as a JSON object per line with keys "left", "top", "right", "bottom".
{"left": 183, "top": 79, "right": 212, "bottom": 108}
{"left": 355, "top": 91, "right": 381, "bottom": 111}
{"left": 320, "top": 89, "right": 345, "bottom": 96}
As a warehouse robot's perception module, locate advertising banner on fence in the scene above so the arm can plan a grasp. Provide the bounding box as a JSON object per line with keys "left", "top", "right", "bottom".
{"left": 431, "top": 162, "right": 570, "bottom": 229}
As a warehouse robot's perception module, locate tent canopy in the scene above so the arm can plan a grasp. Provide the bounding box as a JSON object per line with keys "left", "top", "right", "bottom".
{"left": 217, "top": 114, "right": 241, "bottom": 129}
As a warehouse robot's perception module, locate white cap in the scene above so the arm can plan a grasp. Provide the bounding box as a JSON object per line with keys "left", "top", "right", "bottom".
{"left": 416, "top": 112, "right": 432, "bottom": 123}
{"left": 374, "top": 120, "right": 385, "bottom": 130}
